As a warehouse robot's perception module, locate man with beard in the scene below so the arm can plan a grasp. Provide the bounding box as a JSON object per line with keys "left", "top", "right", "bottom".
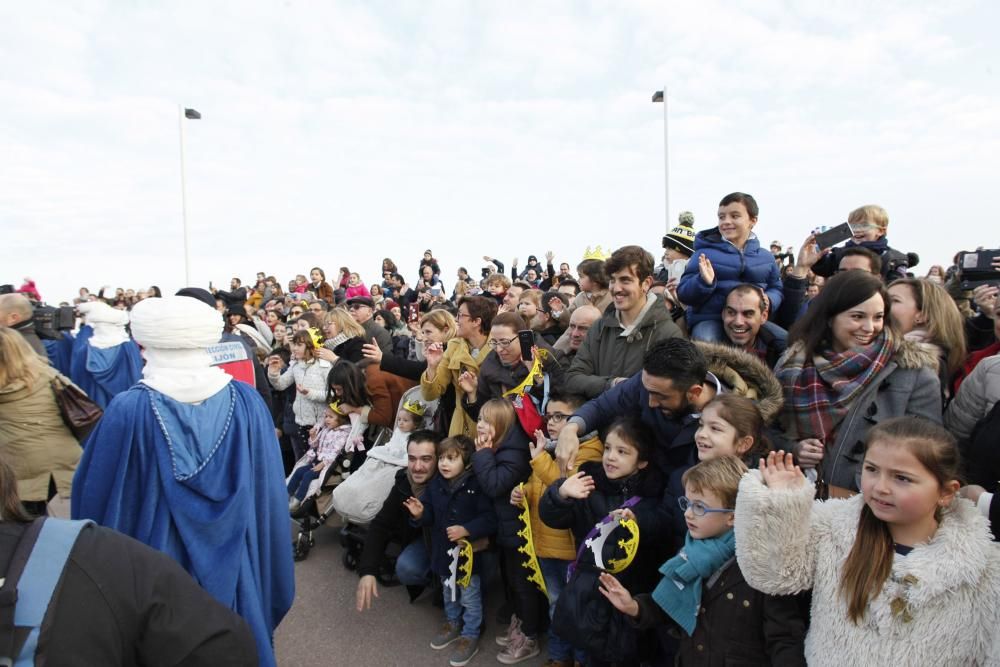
{"left": 564, "top": 245, "right": 683, "bottom": 398}
{"left": 556, "top": 338, "right": 717, "bottom": 478}
{"left": 721, "top": 284, "right": 787, "bottom": 368}
{"left": 356, "top": 430, "right": 442, "bottom": 610}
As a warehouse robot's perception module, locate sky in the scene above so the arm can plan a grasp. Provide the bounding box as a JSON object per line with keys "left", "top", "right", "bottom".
{"left": 2, "top": 1, "right": 998, "bottom": 303}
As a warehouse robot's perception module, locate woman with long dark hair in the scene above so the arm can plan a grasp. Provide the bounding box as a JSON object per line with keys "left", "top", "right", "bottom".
{"left": 774, "top": 270, "right": 942, "bottom": 492}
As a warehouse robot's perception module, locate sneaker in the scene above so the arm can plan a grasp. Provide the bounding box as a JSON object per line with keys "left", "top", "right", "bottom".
{"left": 449, "top": 636, "right": 480, "bottom": 667}
{"left": 431, "top": 622, "right": 462, "bottom": 650}
{"left": 288, "top": 497, "right": 301, "bottom": 512}
{"left": 495, "top": 615, "right": 521, "bottom": 646}
{"left": 496, "top": 632, "right": 539, "bottom": 664}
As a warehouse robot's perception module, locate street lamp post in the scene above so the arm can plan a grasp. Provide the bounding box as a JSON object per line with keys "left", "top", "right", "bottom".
{"left": 178, "top": 106, "right": 201, "bottom": 286}
{"left": 652, "top": 88, "right": 668, "bottom": 232}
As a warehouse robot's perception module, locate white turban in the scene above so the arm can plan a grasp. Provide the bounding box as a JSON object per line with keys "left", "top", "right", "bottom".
{"left": 130, "top": 296, "right": 230, "bottom": 403}
{"left": 78, "top": 301, "right": 130, "bottom": 349}
{"left": 130, "top": 296, "right": 223, "bottom": 350}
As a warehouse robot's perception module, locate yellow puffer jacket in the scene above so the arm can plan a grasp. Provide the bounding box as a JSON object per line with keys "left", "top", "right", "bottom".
{"left": 524, "top": 434, "right": 604, "bottom": 560}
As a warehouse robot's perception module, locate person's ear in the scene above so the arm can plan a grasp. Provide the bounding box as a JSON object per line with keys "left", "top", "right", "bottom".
{"left": 637, "top": 459, "right": 648, "bottom": 470}
{"left": 687, "top": 384, "right": 704, "bottom": 404}
{"left": 939, "top": 479, "right": 960, "bottom": 507}
{"left": 641, "top": 276, "right": 654, "bottom": 294}
{"left": 726, "top": 511, "right": 736, "bottom": 528}
{"left": 735, "top": 435, "right": 754, "bottom": 456}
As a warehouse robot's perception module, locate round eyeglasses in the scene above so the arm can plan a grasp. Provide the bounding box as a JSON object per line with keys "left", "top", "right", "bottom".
{"left": 677, "top": 496, "right": 735, "bottom": 517}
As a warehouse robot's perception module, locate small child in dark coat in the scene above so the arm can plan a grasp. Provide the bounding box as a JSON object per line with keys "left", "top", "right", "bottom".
{"left": 598, "top": 456, "right": 807, "bottom": 666}
{"left": 405, "top": 435, "right": 497, "bottom": 667}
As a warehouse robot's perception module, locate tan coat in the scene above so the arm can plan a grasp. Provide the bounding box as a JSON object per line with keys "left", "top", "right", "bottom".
{"left": 420, "top": 337, "right": 486, "bottom": 437}
{"left": 0, "top": 366, "right": 81, "bottom": 501}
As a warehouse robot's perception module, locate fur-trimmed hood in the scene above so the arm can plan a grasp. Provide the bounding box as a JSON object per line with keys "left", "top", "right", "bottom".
{"left": 695, "top": 341, "right": 784, "bottom": 423}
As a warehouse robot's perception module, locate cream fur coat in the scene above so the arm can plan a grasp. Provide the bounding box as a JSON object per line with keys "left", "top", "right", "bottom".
{"left": 735, "top": 471, "right": 1000, "bottom": 666}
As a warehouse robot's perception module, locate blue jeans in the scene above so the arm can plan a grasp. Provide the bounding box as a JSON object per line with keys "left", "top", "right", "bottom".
{"left": 286, "top": 466, "right": 319, "bottom": 500}
{"left": 395, "top": 540, "right": 432, "bottom": 587}
{"left": 443, "top": 574, "right": 483, "bottom": 640}
{"left": 690, "top": 319, "right": 725, "bottom": 342}
{"left": 539, "top": 558, "right": 576, "bottom": 662}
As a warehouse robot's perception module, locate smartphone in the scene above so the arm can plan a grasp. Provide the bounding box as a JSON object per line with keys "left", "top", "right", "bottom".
{"left": 209, "top": 280, "right": 214, "bottom": 290}
{"left": 814, "top": 222, "right": 854, "bottom": 250}
{"left": 407, "top": 304, "right": 421, "bottom": 322}
{"left": 517, "top": 330, "right": 534, "bottom": 361}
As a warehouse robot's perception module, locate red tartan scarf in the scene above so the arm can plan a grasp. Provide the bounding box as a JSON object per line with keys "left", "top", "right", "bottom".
{"left": 775, "top": 329, "right": 895, "bottom": 442}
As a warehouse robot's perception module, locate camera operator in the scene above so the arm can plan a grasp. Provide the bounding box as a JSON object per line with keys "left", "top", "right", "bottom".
{"left": 0, "top": 293, "right": 47, "bottom": 358}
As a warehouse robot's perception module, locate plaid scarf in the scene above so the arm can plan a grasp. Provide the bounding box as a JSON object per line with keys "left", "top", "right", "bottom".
{"left": 775, "top": 329, "right": 894, "bottom": 441}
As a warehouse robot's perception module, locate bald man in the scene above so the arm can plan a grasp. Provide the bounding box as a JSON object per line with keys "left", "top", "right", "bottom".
{"left": 0, "top": 293, "right": 46, "bottom": 357}
{"left": 553, "top": 304, "right": 601, "bottom": 361}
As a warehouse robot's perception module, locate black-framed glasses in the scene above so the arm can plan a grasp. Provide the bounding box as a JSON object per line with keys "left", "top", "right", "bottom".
{"left": 678, "top": 496, "right": 734, "bottom": 517}
{"left": 488, "top": 337, "right": 516, "bottom": 348}
{"left": 543, "top": 412, "right": 569, "bottom": 423}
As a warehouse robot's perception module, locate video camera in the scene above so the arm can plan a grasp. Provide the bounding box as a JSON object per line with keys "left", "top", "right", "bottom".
{"left": 957, "top": 250, "right": 1000, "bottom": 290}
{"left": 0, "top": 284, "right": 76, "bottom": 340}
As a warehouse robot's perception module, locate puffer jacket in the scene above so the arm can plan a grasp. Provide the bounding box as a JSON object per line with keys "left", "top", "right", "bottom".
{"left": 944, "top": 354, "right": 1000, "bottom": 441}
{"left": 267, "top": 358, "right": 331, "bottom": 427}
{"left": 0, "top": 366, "right": 81, "bottom": 501}
{"left": 524, "top": 435, "right": 604, "bottom": 561}
{"left": 471, "top": 422, "right": 532, "bottom": 548}
{"left": 678, "top": 229, "right": 783, "bottom": 327}
{"left": 564, "top": 293, "right": 684, "bottom": 398}
{"left": 416, "top": 470, "right": 497, "bottom": 577}
{"left": 735, "top": 473, "right": 1000, "bottom": 666}
{"left": 779, "top": 340, "right": 943, "bottom": 490}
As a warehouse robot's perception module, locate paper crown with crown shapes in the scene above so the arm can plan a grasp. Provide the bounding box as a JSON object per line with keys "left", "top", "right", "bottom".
{"left": 306, "top": 327, "right": 324, "bottom": 349}
{"left": 402, "top": 399, "right": 427, "bottom": 417}
{"left": 582, "top": 245, "right": 610, "bottom": 261}
{"left": 328, "top": 400, "right": 347, "bottom": 416}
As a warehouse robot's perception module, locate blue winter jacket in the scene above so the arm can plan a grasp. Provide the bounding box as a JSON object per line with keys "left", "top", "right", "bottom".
{"left": 417, "top": 471, "right": 498, "bottom": 577}
{"left": 678, "top": 228, "right": 783, "bottom": 327}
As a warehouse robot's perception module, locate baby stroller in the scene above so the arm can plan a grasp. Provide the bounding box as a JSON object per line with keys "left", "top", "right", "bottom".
{"left": 330, "top": 388, "right": 438, "bottom": 573}
{"left": 291, "top": 413, "right": 389, "bottom": 562}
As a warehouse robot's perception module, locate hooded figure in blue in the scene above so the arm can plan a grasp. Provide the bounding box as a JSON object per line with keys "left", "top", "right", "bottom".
{"left": 68, "top": 301, "right": 143, "bottom": 409}
{"left": 71, "top": 296, "right": 294, "bottom": 667}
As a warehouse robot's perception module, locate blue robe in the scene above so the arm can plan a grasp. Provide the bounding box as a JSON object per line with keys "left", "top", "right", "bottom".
{"left": 43, "top": 332, "right": 75, "bottom": 376}
{"left": 71, "top": 381, "right": 295, "bottom": 667}
{"left": 69, "top": 340, "right": 143, "bottom": 409}
{"left": 67, "top": 325, "right": 93, "bottom": 388}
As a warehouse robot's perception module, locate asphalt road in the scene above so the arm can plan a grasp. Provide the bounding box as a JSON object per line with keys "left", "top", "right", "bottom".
{"left": 274, "top": 517, "right": 549, "bottom": 667}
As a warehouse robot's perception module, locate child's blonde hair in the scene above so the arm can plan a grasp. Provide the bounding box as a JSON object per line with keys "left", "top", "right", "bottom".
{"left": 479, "top": 398, "right": 516, "bottom": 446}
{"left": 681, "top": 455, "right": 748, "bottom": 510}
{"left": 841, "top": 417, "right": 960, "bottom": 624}
{"left": 847, "top": 204, "right": 889, "bottom": 233}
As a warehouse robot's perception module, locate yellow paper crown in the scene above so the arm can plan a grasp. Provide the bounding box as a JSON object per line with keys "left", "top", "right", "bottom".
{"left": 306, "top": 327, "right": 324, "bottom": 349}
{"left": 515, "top": 483, "right": 548, "bottom": 597}
{"left": 582, "top": 245, "right": 610, "bottom": 261}
{"left": 328, "top": 400, "right": 346, "bottom": 416}
{"left": 402, "top": 399, "right": 427, "bottom": 417}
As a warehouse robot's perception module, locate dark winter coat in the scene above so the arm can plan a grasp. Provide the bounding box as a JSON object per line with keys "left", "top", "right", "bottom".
{"left": 416, "top": 471, "right": 498, "bottom": 577}
{"left": 463, "top": 332, "right": 564, "bottom": 421}
{"left": 678, "top": 229, "right": 783, "bottom": 327}
{"left": 564, "top": 293, "right": 684, "bottom": 398}
{"left": 810, "top": 236, "right": 909, "bottom": 282}
{"left": 358, "top": 469, "right": 432, "bottom": 578}
{"left": 632, "top": 558, "right": 807, "bottom": 667}
{"left": 470, "top": 423, "right": 532, "bottom": 548}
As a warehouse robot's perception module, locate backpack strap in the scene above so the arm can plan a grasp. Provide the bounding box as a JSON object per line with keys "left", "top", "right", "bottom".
{"left": 0, "top": 518, "right": 91, "bottom": 667}
{"left": 0, "top": 519, "right": 45, "bottom": 666}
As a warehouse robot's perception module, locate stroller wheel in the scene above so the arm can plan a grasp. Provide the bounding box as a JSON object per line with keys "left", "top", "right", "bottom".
{"left": 342, "top": 550, "right": 358, "bottom": 571}
{"left": 293, "top": 533, "right": 312, "bottom": 562}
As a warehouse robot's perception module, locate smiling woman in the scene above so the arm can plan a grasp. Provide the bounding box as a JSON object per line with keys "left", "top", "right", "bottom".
{"left": 773, "top": 270, "right": 944, "bottom": 492}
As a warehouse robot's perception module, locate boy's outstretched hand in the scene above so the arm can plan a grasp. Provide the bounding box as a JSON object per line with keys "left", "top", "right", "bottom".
{"left": 598, "top": 572, "right": 639, "bottom": 618}
{"left": 760, "top": 451, "right": 807, "bottom": 491}
{"left": 446, "top": 525, "right": 470, "bottom": 542}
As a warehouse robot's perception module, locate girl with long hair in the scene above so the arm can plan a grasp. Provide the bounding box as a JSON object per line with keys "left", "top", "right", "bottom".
{"left": 735, "top": 418, "right": 1000, "bottom": 664}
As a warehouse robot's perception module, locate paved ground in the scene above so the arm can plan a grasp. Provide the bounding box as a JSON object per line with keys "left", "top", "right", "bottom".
{"left": 274, "top": 517, "right": 549, "bottom": 667}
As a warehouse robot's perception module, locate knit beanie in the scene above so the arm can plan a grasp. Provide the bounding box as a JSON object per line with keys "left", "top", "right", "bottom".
{"left": 663, "top": 211, "right": 696, "bottom": 255}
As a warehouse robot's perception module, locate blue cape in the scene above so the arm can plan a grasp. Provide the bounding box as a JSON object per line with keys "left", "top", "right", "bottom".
{"left": 43, "top": 332, "right": 75, "bottom": 377}
{"left": 69, "top": 340, "right": 143, "bottom": 409}
{"left": 71, "top": 381, "right": 294, "bottom": 666}
{"left": 67, "top": 325, "right": 93, "bottom": 388}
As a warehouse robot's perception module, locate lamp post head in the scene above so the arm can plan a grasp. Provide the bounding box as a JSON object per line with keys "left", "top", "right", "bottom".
{"left": 651, "top": 91, "right": 664, "bottom": 103}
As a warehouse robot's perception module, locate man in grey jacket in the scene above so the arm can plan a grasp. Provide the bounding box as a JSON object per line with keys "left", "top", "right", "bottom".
{"left": 347, "top": 296, "right": 392, "bottom": 355}
{"left": 563, "top": 245, "right": 684, "bottom": 398}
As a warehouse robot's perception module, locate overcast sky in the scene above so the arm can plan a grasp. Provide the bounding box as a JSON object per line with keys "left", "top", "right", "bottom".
{"left": 2, "top": 1, "right": 998, "bottom": 303}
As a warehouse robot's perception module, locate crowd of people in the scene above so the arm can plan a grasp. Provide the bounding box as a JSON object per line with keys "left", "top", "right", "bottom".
{"left": 2, "top": 191, "right": 1000, "bottom": 665}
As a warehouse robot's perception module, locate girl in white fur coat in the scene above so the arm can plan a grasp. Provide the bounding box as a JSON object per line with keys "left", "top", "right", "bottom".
{"left": 735, "top": 417, "right": 1000, "bottom": 666}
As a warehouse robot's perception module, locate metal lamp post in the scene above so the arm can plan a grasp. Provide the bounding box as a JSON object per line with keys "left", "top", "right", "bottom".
{"left": 178, "top": 106, "right": 201, "bottom": 286}
{"left": 652, "top": 89, "right": 668, "bottom": 232}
